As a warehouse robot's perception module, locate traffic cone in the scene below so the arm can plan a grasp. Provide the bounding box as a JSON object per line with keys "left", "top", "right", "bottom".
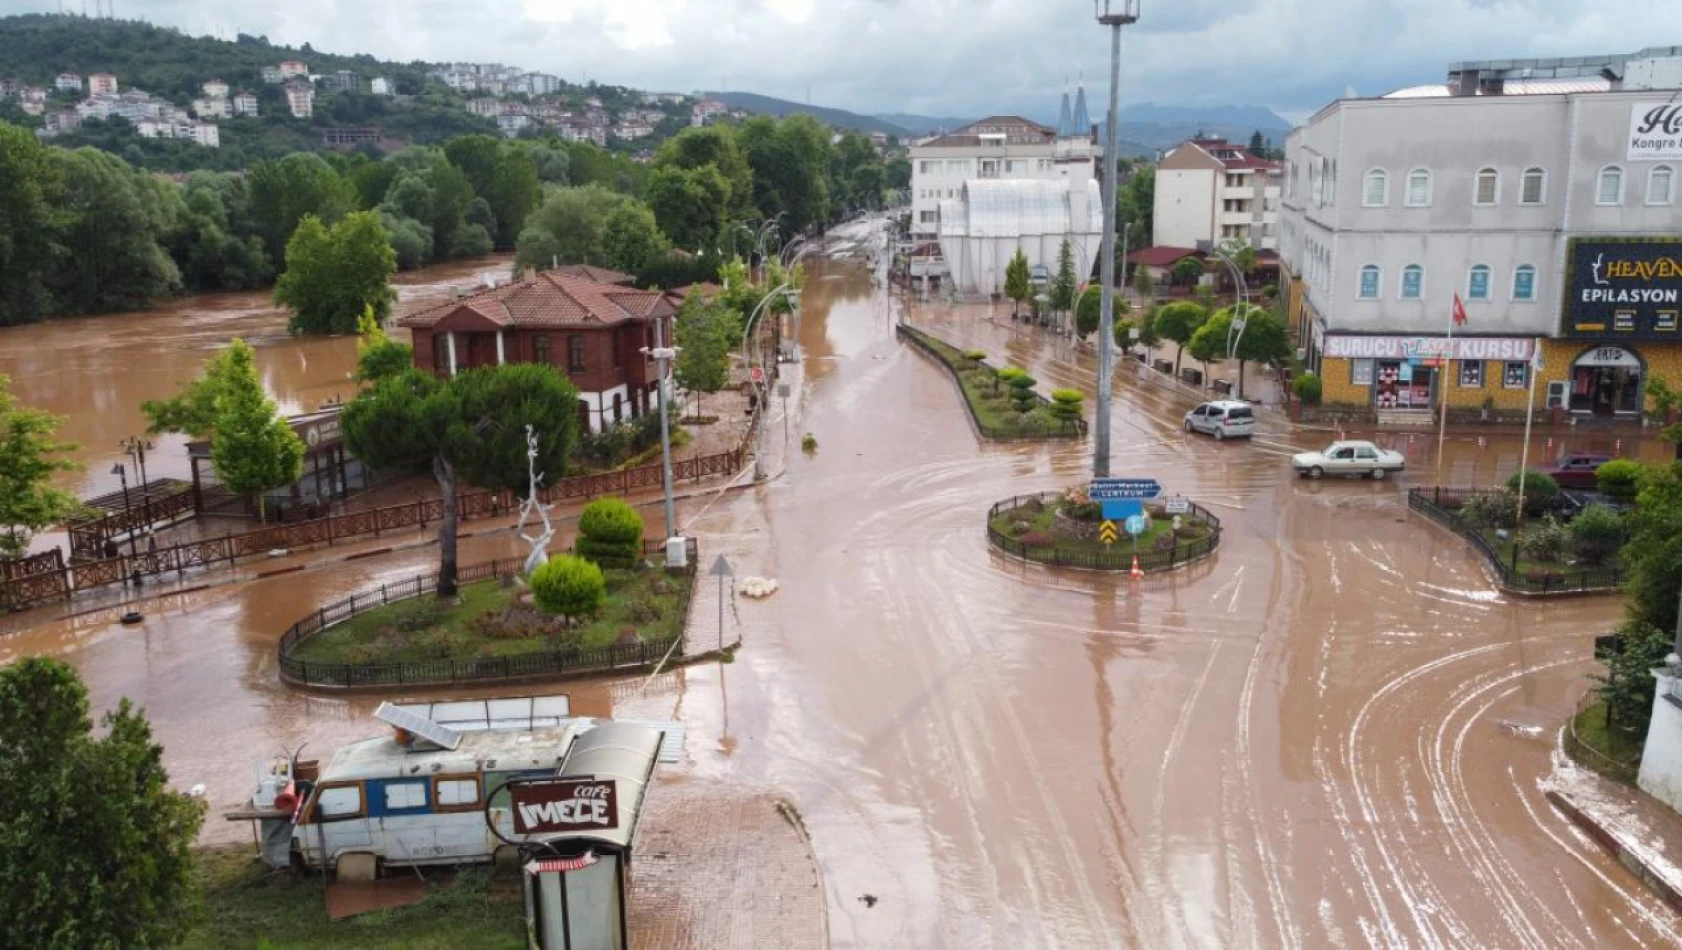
{"left": 1130, "top": 555, "right": 1143, "bottom": 580}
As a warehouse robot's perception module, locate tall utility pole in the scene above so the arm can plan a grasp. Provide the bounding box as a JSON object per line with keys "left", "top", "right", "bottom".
{"left": 646, "top": 318, "right": 681, "bottom": 563}
{"left": 1093, "top": 1, "right": 1140, "bottom": 478}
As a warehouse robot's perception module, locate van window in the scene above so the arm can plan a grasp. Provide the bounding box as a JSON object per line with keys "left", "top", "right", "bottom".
{"left": 437, "top": 778, "right": 479, "bottom": 807}
{"left": 317, "top": 785, "right": 362, "bottom": 818}
{"left": 1226, "top": 407, "right": 1253, "bottom": 420}
{"left": 383, "top": 780, "right": 428, "bottom": 811}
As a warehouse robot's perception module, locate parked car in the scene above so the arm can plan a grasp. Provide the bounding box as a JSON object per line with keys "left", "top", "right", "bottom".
{"left": 1183, "top": 400, "right": 1256, "bottom": 440}
{"left": 1545, "top": 452, "right": 1617, "bottom": 491}
{"left": 1291, "top": 440, "right": 1407, "bottom": 479}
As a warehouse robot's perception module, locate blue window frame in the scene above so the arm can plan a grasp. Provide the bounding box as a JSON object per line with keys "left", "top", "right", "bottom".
{"left": 1358, "top": 265, "right": 1380, "bottom": 299}
{"left": 1513, "top": 265, "right": 1536, "bottom": 301}
{"left": 1468, "top": 265, "right": 1491, "bottom": 301}
{"left": 1401, "top": 265, "right": 1423, "bottom": 300}
{"left": 369, "top": 778, "right": 431, "bottom": 816}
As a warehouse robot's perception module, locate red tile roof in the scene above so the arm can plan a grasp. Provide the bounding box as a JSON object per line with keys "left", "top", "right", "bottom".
{"left": 549, "top": 264, "right": 634, "bottom": 285}
{"left": 1127, "top": 247, "right": 1204, "bottom": 267}
{"left": 397, "top": 271, "right": 671, "bottom": 330}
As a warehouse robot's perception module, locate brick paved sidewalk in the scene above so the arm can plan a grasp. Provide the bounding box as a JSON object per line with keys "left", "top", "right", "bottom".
{"left": 630, "top": 776, "right": 827, "bottom": 950}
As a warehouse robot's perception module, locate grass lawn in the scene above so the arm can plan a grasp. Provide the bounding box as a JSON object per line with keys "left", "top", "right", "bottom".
{"left": 1464, "top": 522, "right": 1619, "bottom": 580}
{"left": 1569, "top": 700, "right": 1643, "bottom": 783}
{"left": 991, "top": 501, "right": 1212, "bottom": 559}
{"left": 906, "top": 327, "right": 1077, "bottom": 438}
{"left": 291, "top": 566, "right": 691, "bottom": 665}
{"left": 186, "top": 846, "right": 525, "bottom": 949}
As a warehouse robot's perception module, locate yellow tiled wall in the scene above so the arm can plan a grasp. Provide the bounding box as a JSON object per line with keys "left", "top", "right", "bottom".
{"left": 1320, "top": 341, "right": 1682, "bottom": 411}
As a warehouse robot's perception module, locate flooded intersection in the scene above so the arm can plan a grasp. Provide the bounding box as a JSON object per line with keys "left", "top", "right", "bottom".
{"left": 3, "top": 237, "right": 1679, "bottom": 947}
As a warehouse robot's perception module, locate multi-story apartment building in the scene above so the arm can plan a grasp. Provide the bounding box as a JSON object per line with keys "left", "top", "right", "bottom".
{"left": 278, "top": 61, "right": 308, "bottom": 80}
{"left": 87, "top": 73, "right": 118, "bottom": 96}
{"left": 317, "top": 71, "right": 361, "bottom": 94}
{"left": 232, "top": 91, "right": 259, "bottom": 116}
{"left": 261, "top": 65, "right": 283, "bottom": 84}
{"left": 55, "top": 72, "right": 81, "bottom": 92}
{"left": 370, "top": 77, "right": 392, "bottom": 96}
{"left": 285, "top": 80, "right": 315, "bottom": 119}
{"left": 467, "top": 97, "right": 500, "bottom": 117}
{"left": 1153, "top": 138, "right": 1281, "bottom": 250}
{"left": 201, "top": 78, "right": 229, "bottom": 99}
{"left": 191, "top": 96, "right": 229, "bottom": 120}
{"left": 1280, "top": 47, "right": 1682, "bottom": 421}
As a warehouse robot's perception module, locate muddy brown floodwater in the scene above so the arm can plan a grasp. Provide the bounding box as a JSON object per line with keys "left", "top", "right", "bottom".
{"left": 5, "top": 223, "right": 1680, "bottom": 948}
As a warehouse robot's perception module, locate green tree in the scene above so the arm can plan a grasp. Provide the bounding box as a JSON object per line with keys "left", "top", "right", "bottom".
{"left": 0, "top": 656, "right": 205, "bottom": 948}
{"left": 342, "top": 364, "right": 582, "bottom": 596}
{"left": 1004, "top": 249, "right": 1031, "bottom": 318}
{"left": 654, "top": 125, "right": 754, "bottom": 218}
{"left": 46, "top": 147, "right": 184, "bottom": 315}
{"left": 738, "top": 115, "right": 834, "bottom": 234}
{"left": 208, "top": 339, "right": 305, "bottom": 521}
{"left": 1116, "top": 165, "right": 1154, "bottom": 250}
{"left": 0, "top": 121, "right": 66, "bottom": 325}
{"left": 1200, "top": 304, "right": 1291, "bottom": 400}
{"left": 247, "top": 152, "right": 355, "bottom": 261}
{"left": 1185, "top": 317, "right": 1229, "bottom": 377}
{"left": 646, "top": 163, "right": 731, "bottom": 253}
{"left": 1050, "top": 239, "right": 1077, "bottom": 321}
{"left": 274, "top": 210, "right": 397, "bottom": 335}
{"left": 1153, "top": 301, "right": 1208, "bottom": 377}
{"left": 446, "top": 135, "right": 540, "bottom": 248}
{"left": 142, "top": 343, "right": 247, "bottom": 439}
{"left": 0, "top": 375, "right": 82, "bottom": 559}
{"left": 576, "top": 497, "right": 645, "bottom": 569}
{"left": 513, "top": 185, "right": 629, "bottom": 273}
{"left": 355, "top": 306, "right": 413, "bottom": 383}
{"left": 530, "top": 554, "right": 607, "bottom": 625}
{"left": 1171, "top": 256, "right": 1205, "bottom": 288}
{"left": 673, "top": 295, "right": 737, "bottom": 416}
{"left": 598, "top": 201, "right": 671, "bottom": 275}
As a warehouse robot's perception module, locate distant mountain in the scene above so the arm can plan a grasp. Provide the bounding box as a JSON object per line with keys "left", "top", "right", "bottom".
{"left": 702, "top": 91, "right": 911, "bottom": 138}
{"left": 874, "top": 112, "right": 973, "bottom": 136}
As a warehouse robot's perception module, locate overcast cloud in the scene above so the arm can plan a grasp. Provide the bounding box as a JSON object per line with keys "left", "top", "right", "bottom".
{"left": 15, "top": 1, "right": 1682, "bottom": 121}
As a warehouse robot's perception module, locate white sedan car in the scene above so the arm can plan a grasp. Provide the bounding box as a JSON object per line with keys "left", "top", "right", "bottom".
{"left": 1291, "top": 440, "right": 1406, "bottom": 480}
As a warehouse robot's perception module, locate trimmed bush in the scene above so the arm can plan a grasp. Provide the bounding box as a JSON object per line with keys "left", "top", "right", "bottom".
{"left": 530, "top": 555, "right": 608, "bottom": 624}
{"left": 577, "top": 498, "right": 645, "bottom": 569}
{"left": 1007, "top": 373, "right": 1038, "bottom": 414}
{"left": 1517, "top": 516, "right": 1572, "bottom": 564}
{"left": 1050, "top": 388, "right": 1084, "bottom": 424}
{"left": 961, "top": 349, "right": 988, "bottom": 363}
{"left": 1505, "top": 469, "right": 1560, "bottom": 514}
{"left": 1461, "top": 489, "right": 1518, "bottom": 530}
{"left": 1570, "top": 504, "right": 1625, "bottom": 565}
{"left": 1293, "top": 372, "right": 1322, "bottom": 405}
{"left": 1596, "top": 459, "right": 1643, "bottom": 498}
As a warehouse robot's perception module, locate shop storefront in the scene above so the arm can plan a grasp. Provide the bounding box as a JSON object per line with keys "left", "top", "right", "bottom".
{"left": 1556, "top": 237, "right": 1682, "bottom": 418}
{"left": 1320, "top": 335, "right": 1539, "bottom": 412}
{"left": 1569, "top": 345, "right": 1644, "bottom": 416}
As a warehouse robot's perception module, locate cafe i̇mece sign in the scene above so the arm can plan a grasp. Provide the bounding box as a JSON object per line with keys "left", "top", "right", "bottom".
{"left": 1564, "top": 237, "right": 1682, "bottom": 341}
{"left": 510, "top": 778, "right": 620, "bottom": 836}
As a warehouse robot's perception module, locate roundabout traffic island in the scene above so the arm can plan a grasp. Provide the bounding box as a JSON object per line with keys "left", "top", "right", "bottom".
{"left": 987, "top": 487, "right": 1222, "bottom": 573}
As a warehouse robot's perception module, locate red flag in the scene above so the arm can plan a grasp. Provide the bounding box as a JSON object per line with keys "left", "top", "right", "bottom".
{"left": 1451, "top": 293, "right": 1468, "bottom": 328}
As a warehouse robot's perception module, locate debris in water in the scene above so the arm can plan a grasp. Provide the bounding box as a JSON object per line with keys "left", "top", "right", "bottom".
{"left": 739, "top": 577, "right": 779, "bottom": 599}
{"left": 859, "top": 894, "right": 878, "bottom": 908}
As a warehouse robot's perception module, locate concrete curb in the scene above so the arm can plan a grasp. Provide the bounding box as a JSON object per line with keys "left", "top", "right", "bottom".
{"left": 1545, "top": 788, "right": 1682, "bottom": 915}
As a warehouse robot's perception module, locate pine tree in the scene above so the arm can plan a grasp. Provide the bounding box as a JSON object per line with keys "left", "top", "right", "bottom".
{"left": 1004, "top": 249, "right": 1030, "bottom": 318}
{"left": 208, "top": 339, "right": 305, "bottom": 522}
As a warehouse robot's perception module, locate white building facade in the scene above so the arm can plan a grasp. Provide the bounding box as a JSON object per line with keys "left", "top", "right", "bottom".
{"left": 1153, "top": 138, "right": 1281, "bottom": 250}
{"left": 1280, "top": 48, "right": 1682, "bottom": 419}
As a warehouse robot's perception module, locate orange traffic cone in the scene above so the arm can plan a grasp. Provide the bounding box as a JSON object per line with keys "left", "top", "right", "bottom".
{"left": 1130, "top": 555, "right": 1143, "bottom": 580}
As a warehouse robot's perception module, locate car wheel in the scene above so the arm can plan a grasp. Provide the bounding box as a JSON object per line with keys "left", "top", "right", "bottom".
{"left": 1214, "top": 427, "right": 1226, "bottom": 441}
{"left": 1184, "top": 420, "right": 1193, "bottom": 433}
{"left": 1371, "top": 468, "right": 1386, "bottom": 480}
{"left": 1309, "top": 466, "right": 1324, "bottom": 479}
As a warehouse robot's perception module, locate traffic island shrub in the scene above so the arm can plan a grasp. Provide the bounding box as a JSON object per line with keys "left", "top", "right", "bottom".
{"left": 990, "top": 491, "right": 1218, "bottom": 572}
{"left": 898, "top": 326, "right": 1077, "bottom": 440}
{"left": 1596, "top": 459, "right": 1643, "bottom": 499}
{"left": 1571, "top": 504, "right": 1626, "bottom": 565}
{"left": 1516, "top": 516, "right": 1572, "bottom": 563}
{"left": 577, "top": 498, "right": 645, "bottom": 569}
{"left": 1506, "top": 469, "right": 1560, "bottom": 515}
{"left": 531, "top": 555, "right": 608, "bottom": 625}
{"left": 1462, "top": 489, "right": 1519, "bottom": 530}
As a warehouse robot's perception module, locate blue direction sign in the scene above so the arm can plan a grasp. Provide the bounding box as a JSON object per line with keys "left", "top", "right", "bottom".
{"left": 1100, "top": 499, "right": 1143, "bottom": 522}
{"left": 1125, "top": 515, "right": 1148, "bottom": 537}
{"left": 1089, "top": 478, "right": 1163, "bottom": 501}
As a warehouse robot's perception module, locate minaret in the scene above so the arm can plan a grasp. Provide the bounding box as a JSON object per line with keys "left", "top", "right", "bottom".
{"left": 1072, "top": 82, "right": 1092, "bottom": 138}
{"left": 1057, "top": 82, "right": 1072, "bottom": 139}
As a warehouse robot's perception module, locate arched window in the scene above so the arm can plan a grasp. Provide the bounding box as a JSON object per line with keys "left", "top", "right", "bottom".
{"left": 1513, "top": 265, "right": 1537, "bottom": 302}
{"left": 1475, "top": 167, "right": 1500, "bottom": 205}
{"left": 1648, "top": 166, "right": 1675, "bottom": 206}
{"left": 1362, "top": 169, "right": 1388, "bottom": 207}
{"left": 1405, "top": 168, "right": 1432, "bottom": 207}
{"left": 1400, "top": 265, "right": 1424, "bottom": 300}
{"left": 1358, "top": 265, "right": 1381, "bottom": 299}
{"left": 1521, "top": 167, "right": 1546, "bottom": 205}
{"left": 1597, "top": 166, "right": 1624, "bottom": 205}
{"left": 1467, "top": 264, "right": 1492, "bottom": 301}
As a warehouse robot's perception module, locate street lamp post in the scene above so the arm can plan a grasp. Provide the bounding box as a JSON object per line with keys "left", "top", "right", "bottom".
{"left": 120, "top": 435, "right": 154, "bottom": 525}
{"left": 741, "top": 279, "right": 803, "bottom": 482}
{"left": 641, "top": 319, "right": 683, "bottom": 565}
{"left": 1094, "top": 0, "right": 1140, "bottom": 478}
{"left": 109, "top": 462, "right": 142, "bottom": 587}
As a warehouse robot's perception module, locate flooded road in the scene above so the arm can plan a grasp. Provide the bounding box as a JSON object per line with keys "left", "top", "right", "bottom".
{"left": 0, "top": 255, "right": 510, "bottom": 501}
{"left": 4, "top": 223, "right": 1678, "bottom": 946}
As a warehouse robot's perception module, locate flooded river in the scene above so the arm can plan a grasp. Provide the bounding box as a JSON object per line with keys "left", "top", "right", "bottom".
{"left": 3, "top": 227, "right": 1679, "bottom": 947}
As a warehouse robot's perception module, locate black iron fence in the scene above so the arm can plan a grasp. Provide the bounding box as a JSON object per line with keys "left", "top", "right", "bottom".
{"left": 278, "top": 540, "right": 699, "bottom": 690}
{"left": 897, "top": 324, "right": 1087, "bottom": 442}
{"left": 986, "top": 493, "right": 1222, "bottom": 572}
{"left": 1406, "top": 487, "right": 1623, "bottom": 595}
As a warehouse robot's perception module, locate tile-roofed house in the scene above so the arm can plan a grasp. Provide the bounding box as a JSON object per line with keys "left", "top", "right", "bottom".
{"left": 397, "top": 268, "right": 675, "bottom": 433}
{"left": 549, "top": 264, "right": 634, "bottom": 286}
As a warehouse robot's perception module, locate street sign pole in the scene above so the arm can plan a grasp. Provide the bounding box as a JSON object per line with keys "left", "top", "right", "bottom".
{"left": 709, "top": 554, "right": 734, "bottom": 652}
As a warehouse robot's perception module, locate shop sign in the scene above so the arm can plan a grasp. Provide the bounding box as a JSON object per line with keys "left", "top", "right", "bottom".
{"left": 511, "top": 778, "right": 619, "bottom": 836}
{"left": 1565, "top": 239, "right": 1682, "bottom": 339}
{"left": 1575, "top": 346, "right": 1642, "bottom": 369}
{"left": 1629, "top": 103, "right": 1682, "bottom": 161}
{"left": 294, "top": 415, "right": 343, "bottom": 448}
{"left": 1322, "top": 335, "right": 1536, "bottom": 361}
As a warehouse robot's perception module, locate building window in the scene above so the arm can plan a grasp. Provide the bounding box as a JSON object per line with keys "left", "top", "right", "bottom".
{"left": 534, "top": 334, "right": 551, "bottom": 364}
{"left": 1351, "top": 359, "right": 1375, "bottom": 386}
{"left": 1474, "top": 167, "right": 1500, "bottom": 205}
{"left": 568, "top": 335, "right": 586, "bottom": 372}
{"left": 1358, "top": 265, "right": 1381, "bottom": 299}
{"left": 1520, "top": 167, "right": 1545, "bottom": 205}
{"left": 1648, "top": 165, "right": 1675, "bottom": 206}
{"left": 1400, "top": 264, "right": 1424, "bottom": 300}
{"left": 1512, "top": 265, "right": 1537, "bottom": 302}
{"left": 1362, "top": 169, "right": 1388, "bottom": 207}
{"left": 919, "top": 210, "right": 937, "bottom": 224}
{"left": 1597, "top": 166, "right": 1624, "bottom": 205}
{"left": 1467, "top": 265, "right": 1491, "bottom": 301}
{"left": 1459, "top": 361, "right": 1484, "bottom": 388}
{"left": 1405, "top": 168, "right": 1432, "bottom": 206}
{"left": 918, "top": 160, "right": 935, "bottom": 174}
{"left": 1503, "top": 361, "right": 1529, "bottom": 389}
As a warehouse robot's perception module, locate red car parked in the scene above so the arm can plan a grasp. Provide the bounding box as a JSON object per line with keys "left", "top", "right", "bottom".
{"left": 1546, "top": 452, "right": 1616, "bottom": 491}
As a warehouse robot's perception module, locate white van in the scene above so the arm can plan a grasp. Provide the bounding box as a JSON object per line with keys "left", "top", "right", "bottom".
{"left": 1183, "top": 400, "right": 1256, "bottom": 440}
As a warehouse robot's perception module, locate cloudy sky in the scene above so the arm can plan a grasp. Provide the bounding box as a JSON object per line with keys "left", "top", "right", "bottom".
{"left": 21, "top": 0, "right": 1682, "bottom": 121}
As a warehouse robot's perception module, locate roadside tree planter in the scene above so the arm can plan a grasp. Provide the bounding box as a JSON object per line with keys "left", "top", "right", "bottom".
{"left": 986, "top": 490, "right": 1221, "bottom": 573}
{"left": 895, "top": 325, "right": 1086, "bottom": 442}
{"left": 1407, "top": 487, "right": 1624, "bottom": 595}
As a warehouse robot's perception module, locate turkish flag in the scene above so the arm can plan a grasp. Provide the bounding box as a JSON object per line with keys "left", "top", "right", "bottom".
{"left": 1452, "top": 293, "right": 1468, "bottom": 327}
